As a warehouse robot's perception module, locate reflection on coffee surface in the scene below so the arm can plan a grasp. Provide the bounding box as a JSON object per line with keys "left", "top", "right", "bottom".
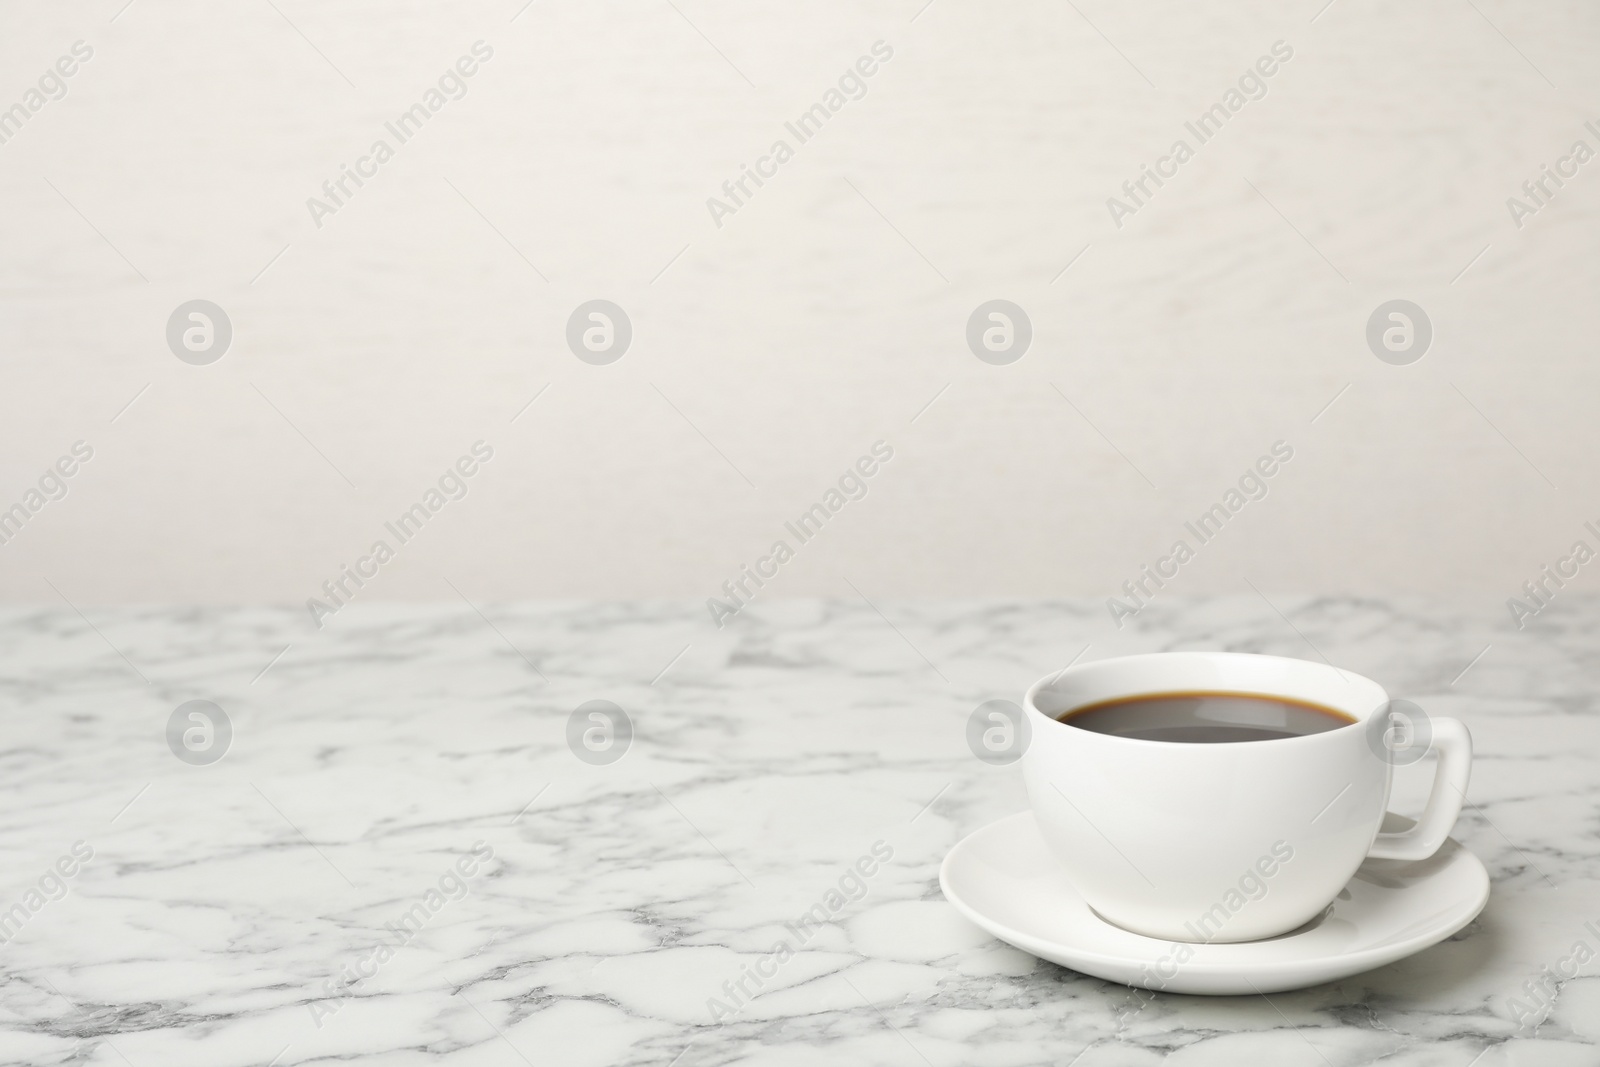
{"left": 1057, "top": 691, "right": 1356, "bottom": 743}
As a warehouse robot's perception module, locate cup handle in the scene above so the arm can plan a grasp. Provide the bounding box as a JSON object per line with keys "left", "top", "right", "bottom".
{"left": 1366, "top": 717, "right": 1472, "bottom": 861}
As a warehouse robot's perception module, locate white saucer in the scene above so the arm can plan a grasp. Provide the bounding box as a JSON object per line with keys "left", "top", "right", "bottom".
{"left": 940, "top": 811, "right": 1489, "bottom": 995}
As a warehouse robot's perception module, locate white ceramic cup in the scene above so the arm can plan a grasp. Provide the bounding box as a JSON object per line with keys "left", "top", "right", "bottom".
{"left": 1021, "top": 652, "right": 1471, "bottom": 943}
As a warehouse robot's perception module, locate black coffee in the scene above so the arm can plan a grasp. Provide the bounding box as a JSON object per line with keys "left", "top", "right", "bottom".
{"left": 1058, "top": 691, "right": 1355, "bottom": 743}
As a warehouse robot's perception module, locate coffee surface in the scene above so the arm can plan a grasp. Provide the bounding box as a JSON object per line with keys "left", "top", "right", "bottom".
{"left": 1058, "top": 690, "right": 1355, "bottom": 743}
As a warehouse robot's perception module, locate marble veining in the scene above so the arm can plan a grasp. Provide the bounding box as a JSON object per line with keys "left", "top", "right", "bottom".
{"left": 1, "top": 596, "right": 1598, "bottom": 1065}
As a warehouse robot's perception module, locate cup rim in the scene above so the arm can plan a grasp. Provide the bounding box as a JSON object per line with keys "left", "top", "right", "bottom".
{"left": 1024, "top": 651, "right": 1384, "bottom": 748}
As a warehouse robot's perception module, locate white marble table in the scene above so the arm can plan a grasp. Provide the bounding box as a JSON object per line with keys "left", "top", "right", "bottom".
{"left": 1, "top": 597, "right": 1595, "bottom": 1065}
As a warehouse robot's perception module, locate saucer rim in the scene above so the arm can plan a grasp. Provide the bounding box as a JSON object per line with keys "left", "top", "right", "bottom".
{"left": 940, "top": 810, "right": 1490, "bottom": 979}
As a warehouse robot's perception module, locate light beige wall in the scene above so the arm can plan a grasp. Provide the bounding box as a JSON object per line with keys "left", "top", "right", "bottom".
{"left": 0, "top": 0, "right": 1595, "bottom": 608}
